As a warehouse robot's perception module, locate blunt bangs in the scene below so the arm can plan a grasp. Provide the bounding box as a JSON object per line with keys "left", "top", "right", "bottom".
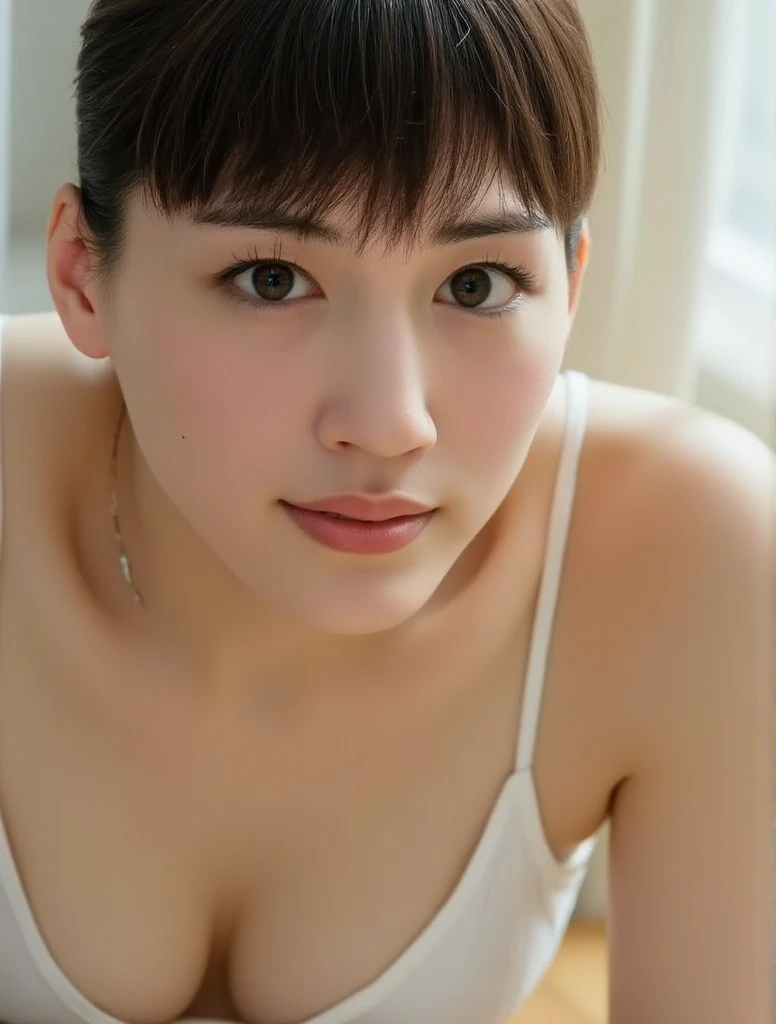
{"left": 76, "top": 0, "right": 602, "bottom": 269}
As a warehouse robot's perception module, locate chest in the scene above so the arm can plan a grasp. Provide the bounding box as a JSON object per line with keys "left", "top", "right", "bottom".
{"left": 0, "top": 383, "right": 613, "bottom": 1023}
{"left": 0, "top": 587, "right": 542, "bottom": 1024}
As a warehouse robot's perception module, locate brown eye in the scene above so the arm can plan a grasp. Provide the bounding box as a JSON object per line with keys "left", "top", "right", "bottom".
{"left": 438, "top": 263, "right": 522, "bottom": 314}
{"left": 224, "top": 257, "right": 319, "bottom": 311}
{"left": 251, "top": 263, "right": 296, "bottom": 301}
{"left": 449, "top": 267, "right": 493, "bottom": 308}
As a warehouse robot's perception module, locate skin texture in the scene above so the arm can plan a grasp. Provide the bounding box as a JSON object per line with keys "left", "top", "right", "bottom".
{"left": 46, "top": 179, "right": 588, "bottom": 687}
{"left": 0, "top": 177, "right": 769, "bottom": 1024}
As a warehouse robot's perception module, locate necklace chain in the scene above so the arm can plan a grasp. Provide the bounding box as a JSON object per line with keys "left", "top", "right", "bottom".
{"left": 110, "top": 401, "right": 143, "bottom": 605}
{"left": 109, "top": 401, "right": 298, "bottom": 713}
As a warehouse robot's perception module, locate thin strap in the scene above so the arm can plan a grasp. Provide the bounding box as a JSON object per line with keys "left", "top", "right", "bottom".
{"left": 515, "top": 370, "right": 589, "bottom": 773}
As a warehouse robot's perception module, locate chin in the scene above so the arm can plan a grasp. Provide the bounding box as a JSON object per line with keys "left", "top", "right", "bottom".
{"left": 270, "top": 564, "right": 448, "bottom": 636}
{"left": 300, "top": 591, "right": 434, "bottom": 637}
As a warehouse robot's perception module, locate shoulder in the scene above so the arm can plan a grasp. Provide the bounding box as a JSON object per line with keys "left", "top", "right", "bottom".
{"left": 571, "top": 373, "right": 772, "bottom": 766}
{"left": 581, "top": 374, "right": 771, "bottom": 626}
{"left": 572, "top": 377, "right": 772, "bottom": 1021}
{"left": 1, "top": 310, "right": 117, "bottom": 436}
{"left": 0, "top": 312, "right": 119, "bottom": 537}
{"left": 580, "top": 374, "right": 771, "bottom": 571}
{"left": 2, "top": 310, "right": 109, "bottom": 395}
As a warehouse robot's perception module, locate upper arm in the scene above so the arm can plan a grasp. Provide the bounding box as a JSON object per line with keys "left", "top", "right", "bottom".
{"left": 606, "top": 408, "right": 773, "bottom": 1024}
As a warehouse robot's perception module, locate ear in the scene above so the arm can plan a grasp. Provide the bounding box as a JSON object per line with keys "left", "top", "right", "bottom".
{"left": 46, "top": 183, "right": 111, "bottom": 360}
{"left": 566, "top": 219, "right": 591, "bottom": 329}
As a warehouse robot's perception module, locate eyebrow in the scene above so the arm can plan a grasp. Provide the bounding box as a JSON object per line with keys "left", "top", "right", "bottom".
{"left": 192, "top": 204, "right": 551, "bottom": 245}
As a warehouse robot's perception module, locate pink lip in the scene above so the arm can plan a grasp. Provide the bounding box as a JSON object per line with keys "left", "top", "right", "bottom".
{"left": 280, "top": 502, "right": 436, "bottom": 555}
{"left": 287, "top": 493, "right": 436, "bottom": 522}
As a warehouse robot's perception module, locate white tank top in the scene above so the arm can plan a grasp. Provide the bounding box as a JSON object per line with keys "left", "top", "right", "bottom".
{"left": 0, "top": 314, "right": 600, "bottom": 1024}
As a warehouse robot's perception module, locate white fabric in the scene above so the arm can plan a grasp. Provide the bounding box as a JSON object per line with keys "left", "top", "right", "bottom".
{"left": 0, "top": 323, "right": 598, "bottom": 1024}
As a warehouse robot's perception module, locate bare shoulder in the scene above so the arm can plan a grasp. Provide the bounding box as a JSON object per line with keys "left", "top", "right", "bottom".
{"left": 571, "top": 376, "right": 772, "bottom": 1022}
{"left": 579, "top": 374, "right": 771, "bottom": 655}
{"left": 568, "top": 374, "right": 772, "bottom": 738}
{"left": 2, "top": 310, "right": 117, "bottom": 444}
{"left": 0, "top": 312, "right": 118, "bottom": 545}
{"left": 2, "top": 310, "right": 112, "bottom": 406}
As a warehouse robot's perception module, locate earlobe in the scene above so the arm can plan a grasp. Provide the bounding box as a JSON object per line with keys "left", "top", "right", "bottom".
{"left": 46, "top": 183, "right": 110, "bottom": 360}
{"left": 567, "top": 220, "right": 591, "bottom": 323}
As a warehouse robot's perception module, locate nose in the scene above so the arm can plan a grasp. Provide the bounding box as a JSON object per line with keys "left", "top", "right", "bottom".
{"left": 316, "top": 317, "right": 437, "bottom": 459}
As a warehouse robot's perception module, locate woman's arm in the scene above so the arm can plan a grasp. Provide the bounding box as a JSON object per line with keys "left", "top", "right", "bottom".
{"left": 606, "top": 409, "right": 772, "bottom": 1024}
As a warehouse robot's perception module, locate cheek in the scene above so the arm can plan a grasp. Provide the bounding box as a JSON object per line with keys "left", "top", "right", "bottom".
{"left": 441, "top": 308, "right": 565, "bottom": 475}
{"left": 166, "top": 351, "right": 308, "bottom": 501}
{"left": 114, "top": 307, "right": 309, "bottom": 497}
{"left": 444, "top": 366, "right": 546, "bottom": 483}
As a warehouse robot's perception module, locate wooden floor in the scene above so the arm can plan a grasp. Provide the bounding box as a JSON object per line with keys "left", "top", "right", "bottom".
{"left": 509, "top": 920, "right": 608, "bottom": 1024}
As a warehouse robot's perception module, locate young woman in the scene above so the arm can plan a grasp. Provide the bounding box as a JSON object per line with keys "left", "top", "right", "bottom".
{"left": 0, "top": 2, "right": 770, "bottom": 1023}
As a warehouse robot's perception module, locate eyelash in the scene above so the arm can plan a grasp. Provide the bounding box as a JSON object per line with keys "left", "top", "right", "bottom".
{"left": 214, "top": 246, "right": 537, "bottom": 320}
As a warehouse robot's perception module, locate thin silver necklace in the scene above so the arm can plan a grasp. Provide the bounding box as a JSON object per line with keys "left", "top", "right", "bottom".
{"left": 109, "top": 402, "right": 297, "bottom": 712}
{"left": 110, "top": 401, "right": 143, "bottom": 605}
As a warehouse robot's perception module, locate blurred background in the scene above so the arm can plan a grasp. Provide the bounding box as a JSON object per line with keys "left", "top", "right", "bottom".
{"left": 0, "top": 0, "right": 773, "bottom": 923}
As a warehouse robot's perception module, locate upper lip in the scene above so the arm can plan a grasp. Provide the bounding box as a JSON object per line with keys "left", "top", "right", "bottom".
{"left": 285, "top": 493, "right": 437, "bottom": 521}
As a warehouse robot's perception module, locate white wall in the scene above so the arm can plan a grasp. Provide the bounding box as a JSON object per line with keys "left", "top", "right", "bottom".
{"left": 0, "top": 0, "right": 12, "bottom": 300}
{"left": 2, "top": 0, "right": 89, "bottom": 311}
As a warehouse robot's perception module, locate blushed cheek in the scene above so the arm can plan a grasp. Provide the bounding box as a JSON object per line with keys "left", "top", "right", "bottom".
{"left": 459, "top": 379, "right": 540, "bottom": 483}
{"left": 150, "top": 335, "right": 327, "bottom": 520}
{"left": 446, "top": 325, "right": 559, "bottom": 478}
{"left": 159, "top": 341, "right": 307, "bottom": 478}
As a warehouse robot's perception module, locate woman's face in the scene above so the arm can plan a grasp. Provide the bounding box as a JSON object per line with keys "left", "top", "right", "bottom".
{"left": 72, "top": 180, "right": 588, "bottom": 636}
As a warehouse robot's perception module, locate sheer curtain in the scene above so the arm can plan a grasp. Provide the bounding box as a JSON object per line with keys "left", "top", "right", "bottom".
{"left": 571, "top": 0, "right": 774, "bottom": 920}
{"left": 567, "top": 0, "right": 773, "bottom": 439}
{"left": 693, "top": 0, "right": 775, "bottom": 440}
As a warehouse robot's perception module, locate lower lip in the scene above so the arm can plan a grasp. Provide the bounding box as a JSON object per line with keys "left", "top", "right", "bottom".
{"left": 280, "top": 503, "right": 436, "bottom": 554}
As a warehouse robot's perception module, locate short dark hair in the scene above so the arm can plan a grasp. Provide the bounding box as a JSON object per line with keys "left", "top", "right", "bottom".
{"left": 74, "top": 0, "right": 603, "bottom": 284}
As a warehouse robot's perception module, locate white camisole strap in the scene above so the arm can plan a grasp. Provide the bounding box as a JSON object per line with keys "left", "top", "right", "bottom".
{"left": 514, "top": 370, "right": 589, "bottom": 774}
